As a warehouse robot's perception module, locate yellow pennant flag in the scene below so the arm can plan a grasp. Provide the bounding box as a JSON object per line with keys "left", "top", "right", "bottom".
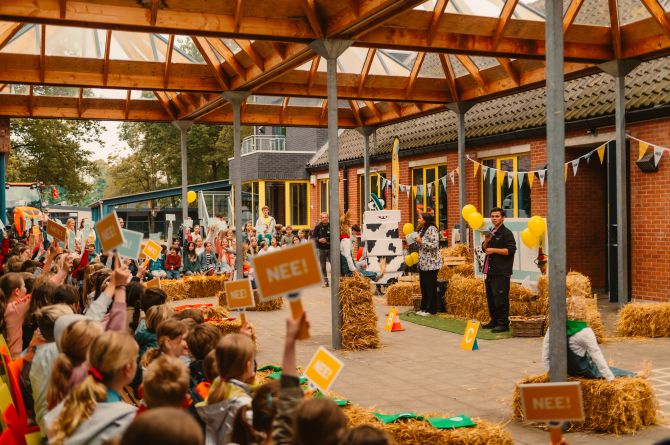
{"left": 564, "top": 163, "right": 568, "bottom": 182}
{"left": 527, "top": 171, "right": 534, "bottom": 188}
{"left": 638, "top": 142, "right": 649, "bottom": 160}
{"left": 597, "top": 144, "right": 606, "bottom": 164}
{"left": 455, "top": 167, "right": 460, "bottom": 175}
{"left": 497, "top": 170, "right": 505, "bottom": 189}
{"left": 473, "top": 162, "right": 480, "bottom": 177}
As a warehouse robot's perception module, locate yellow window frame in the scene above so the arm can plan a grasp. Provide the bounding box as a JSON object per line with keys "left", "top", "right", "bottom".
{"left": 480, "top": 155, "right": 520, "bottom": 218}
{"left": 285, "top": 180, "right": 311, "bottom": 229}
{"left": 411, "top": 164, "right": 445, "bottom": 230}
{"left": 318, "top": 179, "right": 329, "bottom": 214}
{"left": 358, "top": 172, "right": 386, "bottom": 219}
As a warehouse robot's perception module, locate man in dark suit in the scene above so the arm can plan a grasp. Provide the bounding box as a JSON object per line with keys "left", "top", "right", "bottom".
{"left": 481, "top": 207, "right": 517, "bottom": 332}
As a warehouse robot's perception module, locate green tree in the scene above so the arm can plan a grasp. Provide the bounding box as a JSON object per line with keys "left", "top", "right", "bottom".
{"left": 8, "top": 119, "right": 102, "bottom": 204}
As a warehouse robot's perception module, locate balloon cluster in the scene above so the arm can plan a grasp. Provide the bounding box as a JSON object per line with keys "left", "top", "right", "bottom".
{"left": 405, "top": 252, "right": 419, "bottom": 267}
{"left": 402, "top": 223, "right": 419, "bottom": 266}
{"left": 461, "top": 204, "right": 484, "bottom": 230}
{"left": 521, "top": 216, "right": 546, "bottom": 248}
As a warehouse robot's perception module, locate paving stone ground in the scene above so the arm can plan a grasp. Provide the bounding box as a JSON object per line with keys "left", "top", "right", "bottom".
{"left": 175, "top": 289, "right": 670, "bottom": 444}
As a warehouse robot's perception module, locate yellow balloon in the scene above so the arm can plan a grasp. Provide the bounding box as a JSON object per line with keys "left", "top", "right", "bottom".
{"left": 410, "top": 252, "right": 419, "bottom": 265}
{"left": 521, "top": 228, "right": 539, "bottom": 248}
{"left": 461, "top": 204, "right": 476, "bottom": 220}
{"left": 467, "top": 212, "right": 484, "bottom": 230}
{"left": 405, "top": 256, "right": 414, "bottom": 267}
{"left": 187, "top": 191, "right": 197, "bottom": 204}
{"left": 528, "top": 215, "right": 546, "bottom": 238}
{"left": 402, "top": 223, "right": 414, "bottom": 236}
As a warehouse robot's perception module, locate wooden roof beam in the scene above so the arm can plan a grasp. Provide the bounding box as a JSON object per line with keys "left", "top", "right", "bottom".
{"left": 163, "top": 34, "right": 175, "bottom": 88}
{"left": 307, "top": 55, "right": 320, "bottom": 93}
{"left": 406, "top": 51, "right": 426, "bottom": 97}
{"left": 280, "top": 96, "right": 290, "bottom": 122}
{"left": 39, "top": 25, "right": 46, "bottom": 83}
{"left": 234, "top": 0, "right": 243, "bottom": 33}
{"left": 492, "top": 0, "right": 518, "bottom": 49}
{"left": 348, "top": 99, "right": 363, "bottom": 126}
{"left": 427, "top": 0, "right": 449, "bottom": 46}
{"left": 269, "top": 42, "right": 286, "bottom": 61}
{"left": 235, "top": 39, "right": 264, "bottom": 70}
{"left": 207, "top": 37, "right": 246, "bottom": 80}
{"left": 77, "top": 87, "right": 83, "bottom": 117}
{"left": 149, "top": 0, "right": 159, "bottom": 26}
{"left": 455, "top": 55, "right": 485, "bottom": 87}
{"left": 608, "top": 0, "right": 622, "bottom": 59}
{"left": 28, "top": 85, "right": 34, "bottom": 117}
{"left": 154, "top": 91, "right": 177, "bottom": 120}
{"left": 320, "top": 98, "right": 328, "bottom": 122}
{"left": 439, "top": 53, "right": 458, "bottom": 101}
{"left": 496, "top": 57, "right": 519, "bottom": 86}
{"left": 192, "top": 36, "right": 231, "bottom": 90}
{"left": 364, "top": 100, "right": 382, "bottom": 120}
{"left": 357, "top": 48, "right": 376, "bottom": 96}
{"left": 124, "top": 89, "right": 131, "bottom": 119}
{"left": 563, "top": 0, "right": 585, "bottom": 33}
{"left": 59, "top": 0, "right": 67, "bottom": 19}
{"left": 102, "top": 29, "right": 112, "bottom": 86}
{"left": 0, "top": 22, "right": 24, "bottom": 50}
{"left": 301, "top": 0, "right": 324, "bottom": 38}
{"left": 326, "top": 0, "right": 428, "bottom": 38}
{"left": 388, "top": 101, "right": 402, "bottom": 118}
{"left": 639, "top": 0, "right": 670, "bottom": 39}
{"left": 0, "top": 84, "right": 6, "bottom": 92}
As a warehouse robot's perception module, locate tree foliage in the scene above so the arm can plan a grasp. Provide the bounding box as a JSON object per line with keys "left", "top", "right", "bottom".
{"left": 8, "top": 119, "right": 102, "bottom": 204}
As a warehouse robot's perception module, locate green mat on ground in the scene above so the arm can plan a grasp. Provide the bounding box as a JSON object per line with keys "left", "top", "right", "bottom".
{"left": 398, "top": 312, "right": 512, "bottom": 340}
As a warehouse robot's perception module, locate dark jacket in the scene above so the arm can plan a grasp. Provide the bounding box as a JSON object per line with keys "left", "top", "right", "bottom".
{"left": 484, "top": 223, "right": 516, "bottom": 277}
{"left": 312, "top": 223, "right": 330, "bottom": 250}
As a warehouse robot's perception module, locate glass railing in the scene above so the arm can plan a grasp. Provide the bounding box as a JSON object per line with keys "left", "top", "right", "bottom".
{"left": 241, "top": 135, "right": 287, "bottom": 155}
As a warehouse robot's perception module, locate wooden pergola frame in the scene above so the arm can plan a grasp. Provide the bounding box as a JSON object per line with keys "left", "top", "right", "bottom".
{"left": 0, "top": 0, "right": 669, "bottom": 127}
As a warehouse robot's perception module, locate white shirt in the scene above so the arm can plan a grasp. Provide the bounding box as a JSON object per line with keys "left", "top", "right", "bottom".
{"left": 542, "top": 327, "right": 614, "bottom": 381}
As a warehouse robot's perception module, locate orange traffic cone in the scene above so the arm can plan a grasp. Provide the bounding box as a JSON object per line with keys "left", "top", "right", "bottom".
{"left": 391, "top": 312, "right": 404, "bottom": 331}
{"left": 385, "top": 307, "right": 405, "bottom": 332}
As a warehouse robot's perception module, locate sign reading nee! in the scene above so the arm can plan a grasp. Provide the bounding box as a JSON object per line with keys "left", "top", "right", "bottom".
{"left": 519, "top": 381, "right": 584, "bottom": 423}
{"left": 46, "top": 219, "right": 67, "bottom": 243}
{"left": 224, "top": 279, "right": 255, "bottom": 310}
{"left": 252, "top": 242, "right": 322, "bottom": 300}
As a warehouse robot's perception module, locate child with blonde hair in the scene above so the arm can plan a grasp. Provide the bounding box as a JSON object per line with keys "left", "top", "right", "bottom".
{"left": 197, "top": 333, "right": 256, "bottom": 445}
{"left": 1, "top": 272, "right": 30, "bottom": 357}
{"left": 45, "top": 331, "right": 139, "bottom": 445}
{"left": 141, "top": 355, "right": 190, "bottom": 410}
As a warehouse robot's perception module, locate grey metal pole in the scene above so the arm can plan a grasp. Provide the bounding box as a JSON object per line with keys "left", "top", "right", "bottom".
{"left": 356, "top": 126, "right": 374, "bottom": 215}
{"left": 310, "top": 39, "right": 351, "bottom": 350}
{"left": 447, "top": 102, "right": 475, "bottom": 244}
{"left": 545, "top": 0, "right": 567, "bottom": 383}
{"left": 172, "top": 120, "right": 193, "bottom": 224}
{"left": 598, "top": 60, "right": 639, "bottom": 307}
{"left": 223, "top": 91, "right": 251, "bottom": 279}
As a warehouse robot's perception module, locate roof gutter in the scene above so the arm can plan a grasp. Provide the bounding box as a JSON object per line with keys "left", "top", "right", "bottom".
{"left": 305, "top": 103, "right": 670, "bottom": 171}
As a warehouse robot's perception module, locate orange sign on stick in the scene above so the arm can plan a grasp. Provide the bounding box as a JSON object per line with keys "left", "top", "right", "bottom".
{"left": 519, "top": 382, "right": 584, "bottom": 423}
{"left": 46, "top": 219, "right": 67, "bottom": 243}
{"left": 224, "top": 279, "right": 255, "bottom": 310}
{"left": 460, "top": 320, "right": 480, "bottom": 350}
{"left": 252, "top": 242, "right": 322, "bottom": 301}
{"left": 142, "top": 239, "right": 162, "bottom": 261}
{"left": 95, "top": 212, "right": 125, "bottom": 252}
{"left": 287, "top": 294, "right": 309, "bottom": 340}
{"left": 304, "top": 346, "right": 344, "bottom": 394}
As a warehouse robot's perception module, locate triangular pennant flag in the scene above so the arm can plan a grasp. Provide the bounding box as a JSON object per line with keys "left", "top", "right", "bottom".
{"left": 416, "top": 184, "right": 423, "bottom": 194}
{"left": 517, "top": 172, "right": 525, "bottom": 187}
{"left": 449, "top": 171, "right": 455, "bottom": 185}
{"left": 474, "top": 162, "right": 480, "bottom": 177}
{"left": 406, "top": 186, "right": 411, "bottom": 198}
{"left": 427, "top": 183, "right": 433, "bottom": 195}
{"left": 564, "top": 163, "right": 568, "bottom": 182}
{"left": 482, "top": 166, "right": 488, "bottom": 182}
{"left": 412, "top": 185, "right": 417, "bottom": 196}
{"left": 638, "top": 142, "right": 649, "bottom": 160}
{"left": 506, "top": 171, "right": 514, "bottom": 188}
{"left": 654, "top": 146, "right": 664, "bottom": 166}
{"left": 585, "top": 151, "right": 592, "bottom": 164}
{"left": 597, "top": 144, "right": 606, "bottom": 164}
{"left": 455, "top": 167, "right": 460, "bottom": 176}
{"left": 497, "top": 170, "right": 506, "bottom": 189}
{"left": 538, "top": 170, "right": 546, "bottom": 187}
{"left": 527, "top": 171, "right": 534, "bottom": 188}
{"left": 572, "top": 158, "right": 579, "bottom": 176}
{"left": 489, "top": 168, "right": 497, "bottom": 185}
{"left": 380, "top": 177, "right": 387, "bottom": 189}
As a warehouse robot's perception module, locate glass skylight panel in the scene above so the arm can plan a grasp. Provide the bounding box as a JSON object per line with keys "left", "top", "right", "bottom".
{"left": 288, "top": 97, "right": 323, "bottom": 107}
{"left": 247, "top": 95, "right": 284, "bottom": 106}
{"left": 33, "top": 86, "right": 79, "bottom": 97}
{"left": 1, "top": 24, "right": 37, "bottom": 55}
{"left": 45, "top": 26, "right": 102, "bottom": 58}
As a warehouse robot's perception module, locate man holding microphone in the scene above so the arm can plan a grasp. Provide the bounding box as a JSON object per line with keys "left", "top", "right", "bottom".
{"left": 481, "top": 207, "right": 517, "bottom": 332}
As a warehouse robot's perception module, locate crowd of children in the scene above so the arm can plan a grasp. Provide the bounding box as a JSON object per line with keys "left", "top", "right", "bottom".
{"left": 0, "top": 227, "right": 394, "bottom": 445}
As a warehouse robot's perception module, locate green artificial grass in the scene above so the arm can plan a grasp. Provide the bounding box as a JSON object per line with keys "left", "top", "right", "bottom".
{"left": 398, "top": 312, "right": 513, "bottom": 340}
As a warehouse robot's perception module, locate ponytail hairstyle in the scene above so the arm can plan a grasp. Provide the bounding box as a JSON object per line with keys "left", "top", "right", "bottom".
{"left": 49, "top": 332, "right": 138, "bottom": 445}
{"left": 0, "top": 273, "right": 25, "bottom": 337}
{"left": 207, "top": 333, "right": 255, "bottom": 404}
{"left": 92, "top": 268, "right": 112, "bottom": 301}
{"left": 126, "top": 282, "right": 145, "bottom": 332}
{"left": 47, "top": 320, "right": 104, "bottom": 409}
{"left": 141, "top": 319, "right": 187, "bottom": 368}
{"left": 231, "top": 380, "right": 279, "bottom": 445}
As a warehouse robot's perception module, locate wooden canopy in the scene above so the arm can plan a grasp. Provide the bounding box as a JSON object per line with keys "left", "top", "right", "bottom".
{"left": 1, "top": 0, "right": 670, "bottom": 128}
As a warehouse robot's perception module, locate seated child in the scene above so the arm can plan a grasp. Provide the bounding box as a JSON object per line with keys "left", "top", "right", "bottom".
{"left": 185, "top": 324, "right": 221, "bottom": 399}
{"left": 120, "top": 407, "right": 203, "bottom": 445}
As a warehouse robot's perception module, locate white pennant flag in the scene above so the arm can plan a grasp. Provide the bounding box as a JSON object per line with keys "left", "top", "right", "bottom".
{"left": 380, "top": 177, "right": 387, "bottom": 189}
{"left": 406, "top": 186, "right": 411, "bottom": 198}
{"left": 427, "top": 183, "right": 433, "bottom": 195}
{"left": 482, "top": 166, "right": 488, "bottom": 182}
{"left": 538, "top": 170, "right": 546, "bottom": 187}
{"left": 572, "top": 158, "right": 579, "bottom": 176}
{"left": 506, "top": 171, "right": 514, "bottom": 188}
{"left": 489, "top": 168, "right": 497, "bottom": 185}
{"left": 585, "top": 151, "right": 592, "bottom": 164}
{"left": 654, "top": 146, "right": 664, "bottom": 166}
{"left": 387, "top": 179, "right": 393, "bottom": 189}
{"left": 441, "top": 176, "right": 449, "bottom": 190}
{"left": 416, "top": 184, "right": 423, "bottom": 195}
{"left": 517, "top": 172, "right": 525, "bottom": 186}
{"left": 449, "top": 171, "right": 455, "bottom": 185}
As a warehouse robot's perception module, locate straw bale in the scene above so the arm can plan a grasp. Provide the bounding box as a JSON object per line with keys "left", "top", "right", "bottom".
{"left": 216, "top": 290, "right": 284, "bottom": 311}
{"left": 512, "top": 374, "right": 657, "bottom": 434}
{"left": 206, "top": 318, "right": 257, "bottom": 345}
{"left": 565, "top": 297, "right": 605, "bottom": 343}
{"left": 385, "top": 281, "right": 420, "bottom": 306}
{"left": 437, "top": 262, "right": 475, "bottom": 281}
{"left": 537, "top": 271, "right": 592, "bottom": 300}
{"left": 339, "top": 272, "right": 380, "bottom": 351}
{"left": 203, "top": 306, "right": 229, "bottom": 319}
{"left": 185, "top": 275, "right": 228, "bottom": 299}
{"left": 617, "top": 302, "right": 670, "bottom": 337}
{"left": 161, "top": 279, "right": 189, "bottom": 301}
{"left": 344, "top": 404, "right": 513, "bottom": 445}
{"left": 440, "top": 244, "right": 470, "bottom": 260}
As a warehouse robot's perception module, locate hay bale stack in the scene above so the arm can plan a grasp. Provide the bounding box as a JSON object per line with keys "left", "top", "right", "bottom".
{"left": 440, "top": 243, "right": 470, "bottom": 260}
{"left": 185, "top": 275, "right": 228, "bottom": 299}
{"left": 537, "top": 271, "right": 592, "bottom": 301}
{"left": 385, "top": 281, "right": 420, "bottom": 306}
{"left": 339, "top": 273, "right": 380, "bottom": 351}
{"left": 617, "top": 302, "right": 670, "bottom": 337}
{"left": 437, "top": 262, "right": 475, "bottom": 281}
{"left": 216, "top": 290, "right": 284, "bottom": 311}
{"left": 444, "top": 275, "right": 490, "bottom": 323}
{"left": 203, "top": 306, "right": 229, "bottom": 320}
{"left": 344, "top": 404, "right": 513, "bottom": 445}
{"left": 161, "top": 279, "right": 189, "bottom": 301}
{"left": 512, "top": 374, "right": 657, "bottom": 434}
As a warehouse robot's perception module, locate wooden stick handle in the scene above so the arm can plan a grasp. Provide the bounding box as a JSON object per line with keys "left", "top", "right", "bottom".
{"left": 548, "top": 423, "right": 563, "bottom": 445}
{"left": 288, "top": 294, "right": 309, "bottom": 340}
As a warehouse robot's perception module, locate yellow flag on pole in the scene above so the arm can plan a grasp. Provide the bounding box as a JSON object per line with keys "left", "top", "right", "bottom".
{"left": 473, "top": 162, "right": 480, "bottom": 177}
{"left": 597, "top": 144, "right": 606, "bottom": 164}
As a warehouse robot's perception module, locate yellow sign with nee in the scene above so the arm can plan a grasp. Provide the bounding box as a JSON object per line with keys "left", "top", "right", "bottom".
{"left": 224, "top": 279, "right": 256, "bottom": 310}
{"left": 142, "top": 239, "right": 162, "bottom": 262}
{"left": 304, "top": 346, "right": 344, "bottom": 393}
{"left": 46, "top": 219, "right": 67, "bottom": 243}
{"left": 460, "top": 320, "right": 480, "bottom": 350}
{"left": 95, "top": 212, "right": 125, "bottom": 252}
{"left": 144, "top": 278, "right": 161, "bottom": 289}
{"left": 252, "top": 242, "right": 322, "bottom": 300}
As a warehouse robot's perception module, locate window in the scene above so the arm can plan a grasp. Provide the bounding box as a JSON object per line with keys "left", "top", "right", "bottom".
{"left": 318, "top": 179, "right": 329, "bottom": 214}
{"left": 412, "top": 165, "right": 447, "bottom": 230}
{"left": 289, "top": 182, "right": 308, "bottom": 226}
{"left": 241, "top": 182, "right": 259, "bottom": 226}
{"left": 481, "top": 154, "right": 531, "bottom": 218}
{"left": 359, "top": 172, "right": 387, "bottom": 219}
{"left": 265, "top": 181, "right": 286, "bottom": 226}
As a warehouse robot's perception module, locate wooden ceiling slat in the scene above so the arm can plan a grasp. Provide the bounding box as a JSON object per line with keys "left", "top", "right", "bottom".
{"left": 357, "top": 48, "right": 376, "bottom": 96}
{"left": 348, "top": 99, "right": 363, "bottom": 126}
{"left": 639, "top": 0, "right": 670, "bottom": 39}
{"left": 406, "top": 51, "right": 425, "bottom": 97}
{"left": 102, "top": 29, "right": 112, "bottom": 86}
{"left": 608, "top": 0, "right": 622, "bottom": 60}
{"left": 235, "top": 39, "right": 264, "bottom": 70}
{"left": 234, "top": 0, "right": 243, "bottom": 33}
{"left": 492, "top": 0, "right": 518, "bottom": 49}
{"left": 301, "top": 0, "right": 324, "bottom": 38}
{"left": 163, "top": 34, "right": 175, "bottom": 88}
{"left": 563, "top": 0, "right": 585, "bottom": 33}
{"left": 192, "top": 36, "right": 231, "bottom": 90}
{"left": 496, "top": 57, "right": 519, "bottom": 86}
{"left": 427, "top": 0, "right": 449, "bottom": 46}
{"left": 307, "top": 55, "right": 320, "bottom": 93}
{"left": 439, "top": 53, "right": 458, "bottom": 101}
{"left": 207, "top": 38, "right": 247, "bottom": 80}
{"left": 455, "top": 55, "right": 485, "bottom": 87}
{"left": 39, "top": 25, "right": 46, "bottom": 84}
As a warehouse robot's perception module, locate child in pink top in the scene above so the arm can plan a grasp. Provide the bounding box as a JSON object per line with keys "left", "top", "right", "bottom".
{"left": 1, "top": 272, "right": 30, "bottom": 357}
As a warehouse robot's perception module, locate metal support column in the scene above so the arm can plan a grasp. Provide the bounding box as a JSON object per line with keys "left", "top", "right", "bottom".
{"left": 356, "top": 126, "right": 375, "bottom": 214}
{"left": 223, "top": 91, "right": 251, "bottom": 279}
{"left": 172, "top": 120, "right": 193, "bottom": 225}
{"left": 446, "top": 102, "right": 475, "bottom": 244}
{"left": 546, "top": 0, "right": 567, "bottom": 383}
{"left": 310, "top": 39, "right": 352, "bottom": 350}
{"left": 598, "top": 59, "right": 640, "bottom": 307}
{"left": 0, "top": 153, "right": 6, "bottom": 226}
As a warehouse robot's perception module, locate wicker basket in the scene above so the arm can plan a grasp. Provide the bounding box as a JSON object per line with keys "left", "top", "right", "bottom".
{"left": 509, "top": 316, "right": 546, "bottom": 337}
{"left": 412, "top": 294, "right": 422, "bottom": 312}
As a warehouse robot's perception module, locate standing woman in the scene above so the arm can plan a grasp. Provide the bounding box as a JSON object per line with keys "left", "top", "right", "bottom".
{"left": 415, "top": 213, "right": 442, "bottom": 316}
